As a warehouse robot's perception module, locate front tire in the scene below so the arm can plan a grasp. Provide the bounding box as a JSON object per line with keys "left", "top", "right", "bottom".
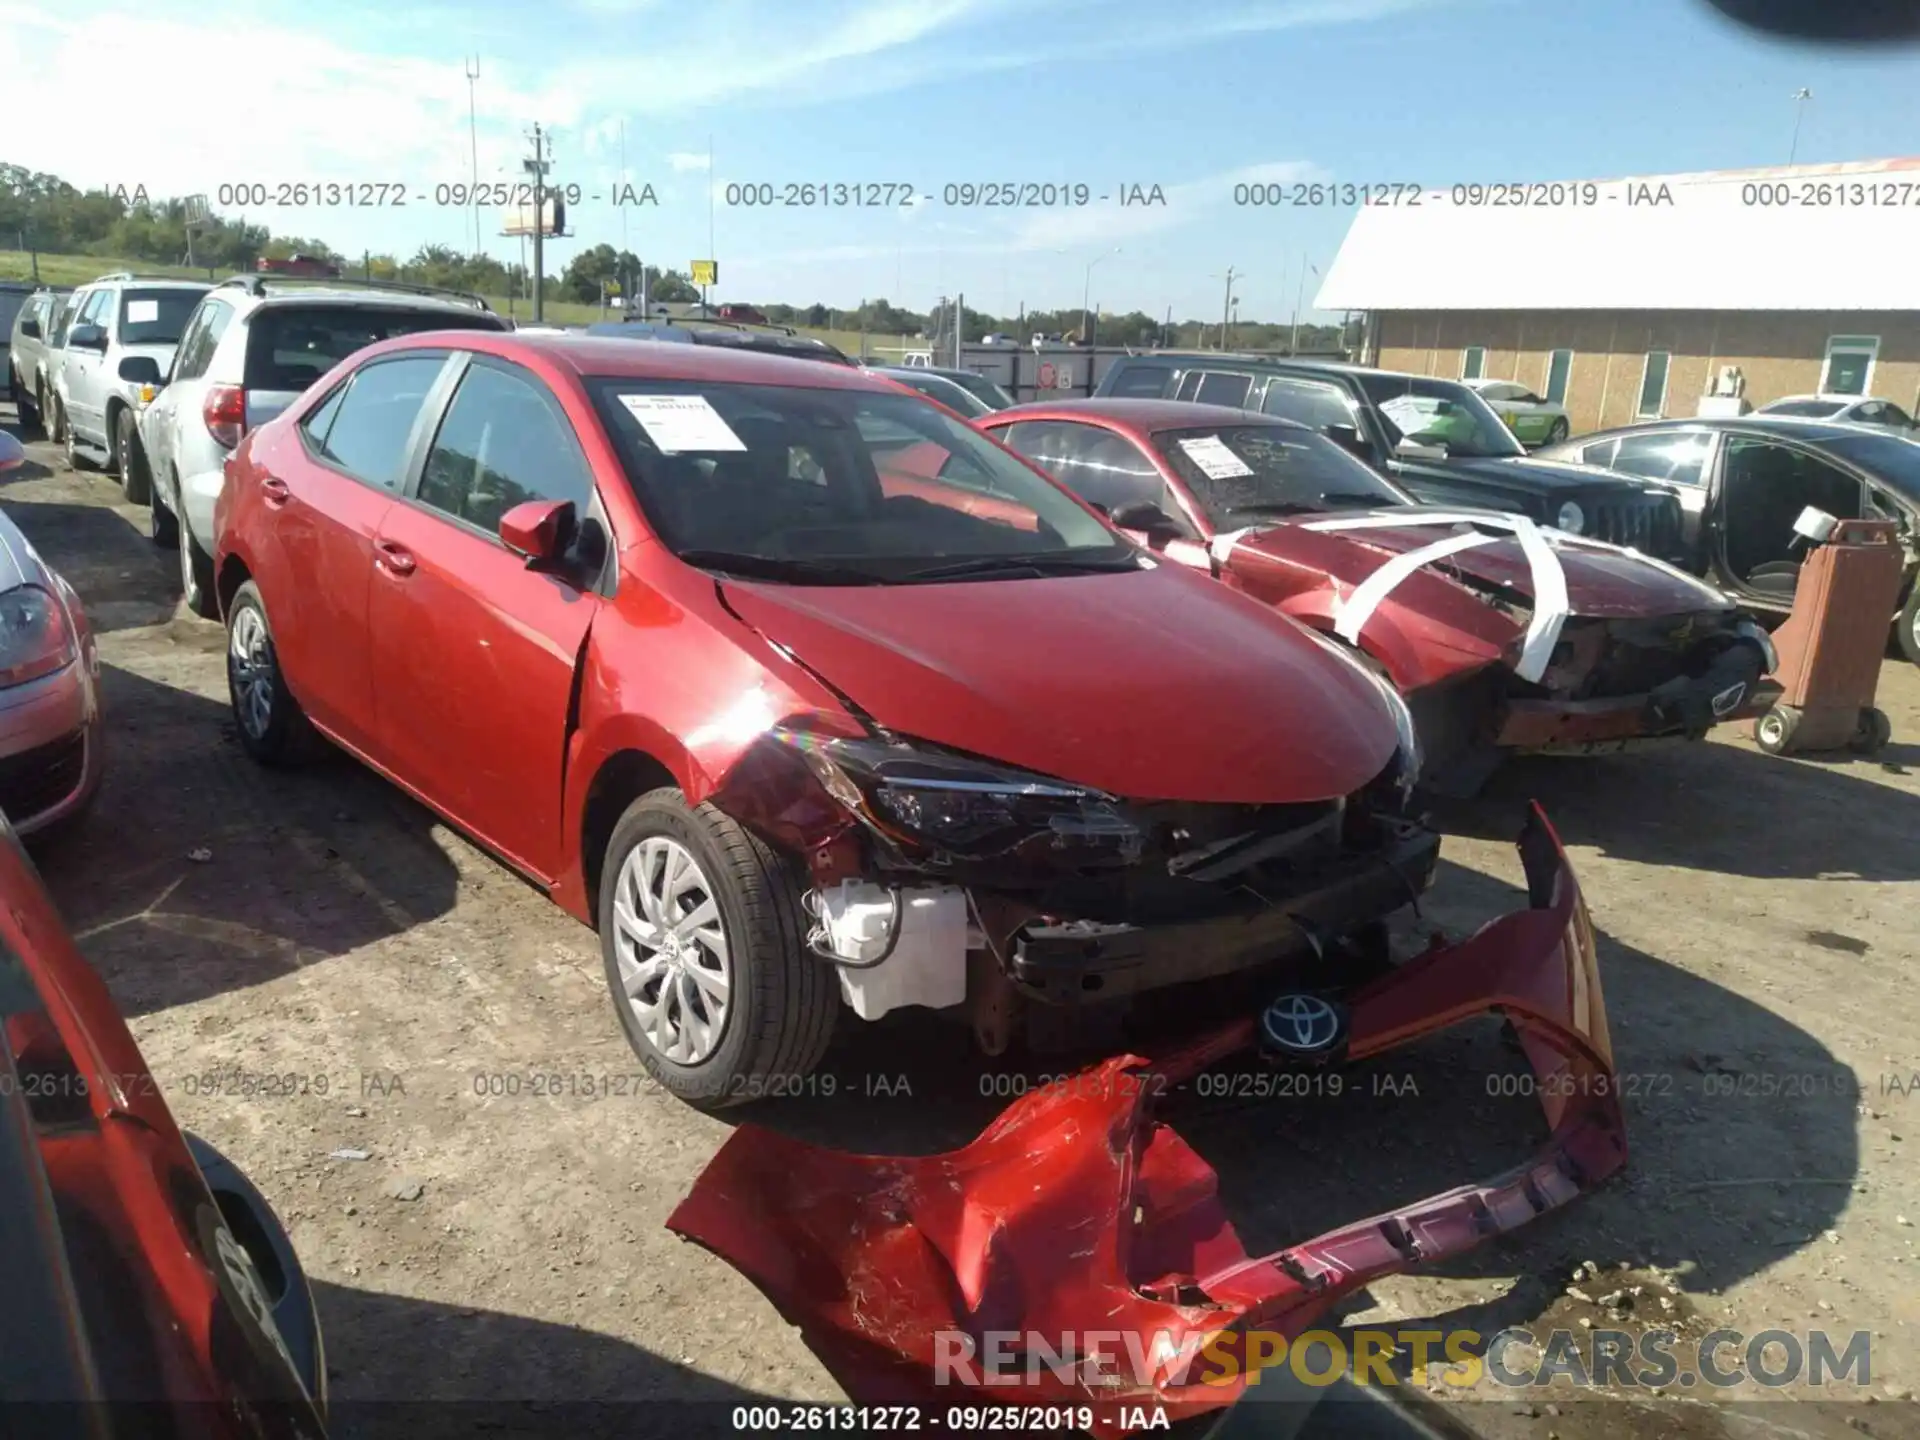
{"left": 226, "top": 581, "right": 320, "bottom": 766}
{"left": 180, "top": 519, "right": 218, "bottom": 618}
{"left": 598, "top": 788, "right": 836, "bottom": 1110}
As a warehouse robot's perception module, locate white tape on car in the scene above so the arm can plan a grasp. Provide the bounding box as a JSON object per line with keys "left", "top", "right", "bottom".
{"left": 1330, "top": 529, "right": 1502, "bottom": 648}
{"left": 1298, "top": 511, "right": 1573, "bottom": 684}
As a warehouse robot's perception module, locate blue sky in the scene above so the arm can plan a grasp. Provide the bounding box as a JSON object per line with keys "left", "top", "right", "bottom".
{"left": 8, "top": 0, "right": 1919, "bottom": 321}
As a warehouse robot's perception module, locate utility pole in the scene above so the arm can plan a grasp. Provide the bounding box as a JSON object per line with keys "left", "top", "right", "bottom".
{"left": 525, "top": 124, "right": 550, "bottom": 321}
{"left": 619, "top": 119, "right": 629, "bottom": 258}
{"left": 704, "top": 133, "right": 715, "bottom": 315}
{"left": 465, "top": 57, "right": 482, "bottom": 255}
{"left": 1290, "top": 253, "right": 1309, "bottom": 355}
{"left": 1220, "top": 267, "right": 1240, "bottom": 349}
{"left": 954, "top": 292, "right": 964, "bottom": 368}
{"left": 1788, "top": 87, "right": 1813, "bottom": 165}
{"left": 1082, "top": 246, "right": 1120, "bottom": 347}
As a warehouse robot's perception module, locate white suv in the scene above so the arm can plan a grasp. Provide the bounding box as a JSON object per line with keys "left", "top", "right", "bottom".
{"left": 51, "top": 274, "right": 210, "bottom": 475}
{"left": 127, "top": 276, "right": 506, "bottom": 615}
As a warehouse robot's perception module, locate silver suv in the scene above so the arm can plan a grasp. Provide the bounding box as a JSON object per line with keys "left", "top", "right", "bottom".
{"left": 52, "top": 274, "right": 211, "bottom": 475}
{"left": 6, "top": 286, "right": 72, "bottom": 429}
{"left": 127, "top": 275, "right": 506, "bottom": 614}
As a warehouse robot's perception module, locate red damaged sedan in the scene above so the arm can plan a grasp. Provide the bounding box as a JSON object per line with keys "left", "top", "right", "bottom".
{"left": 210, "top": 332, "right": 1461, "bottom": 1104}
{"left": 982, "top": 399, "right": 1779, "bottom": 792}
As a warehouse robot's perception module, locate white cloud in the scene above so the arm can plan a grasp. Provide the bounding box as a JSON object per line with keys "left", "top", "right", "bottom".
{"left": 665, "top": 152, "right": 712, "bottom": 172}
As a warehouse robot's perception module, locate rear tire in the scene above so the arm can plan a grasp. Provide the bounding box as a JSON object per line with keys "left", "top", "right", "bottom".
{"left": 598, "top": 788, "right": 837, "bottom": 1110}
{"left": 180, "top": 519, "right": 217, "bottom": 618}
{"left": 225, "top": 581, "right": 320, "bottom": 766}
{"left": 116, "top": 410, "right": 152, "bottom": 504}
{"left": 1546, "top": 417, "right": 1569, "bottom": 444}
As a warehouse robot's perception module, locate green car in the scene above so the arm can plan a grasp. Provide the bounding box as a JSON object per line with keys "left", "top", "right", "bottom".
{"left": 1467, "top": 378, "right": 1571, "bottom": 447}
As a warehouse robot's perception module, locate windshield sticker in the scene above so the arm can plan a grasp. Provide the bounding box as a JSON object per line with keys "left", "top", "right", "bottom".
{"left": 125, "top": 299, "right": 160, "bottom": 324}
{"left": 617, "top": 394, "right": 748, "bottom": 453}
{"left": 1178, "top": 435, "right": 1255, "bottom": 480}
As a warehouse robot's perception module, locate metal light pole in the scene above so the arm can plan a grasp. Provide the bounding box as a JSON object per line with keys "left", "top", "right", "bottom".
{"left": 525, "top": 124, "right": 550, "bottom": 322}
{"left": 465, "top": 57, "right": 481, "bottom": 255}
{"left": 1788, "top": 87, "right": 1813, "bottom": 165}
{"left": 1082, "top": 247, "right": 1120, "bottom": 345}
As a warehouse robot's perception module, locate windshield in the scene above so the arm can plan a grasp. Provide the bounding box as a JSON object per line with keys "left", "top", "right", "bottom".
{"left": 1765, "top": 399, "right": 1848, "bottom": 418}
{"left": 1356, "top": 373, "right": 1526, "bottom": 459}
{"left": 586, "top": 378, "right": 1133, "bottom": 583}
{"left": 243, "top": 305, "right": 501, "bottom": 391}
{"left": 118, "top": 288, "right": 205, "bottom": 347}
{"left": 944, "top": 371, "right": 1016, "bottom": 410}
{"left": 1150, "top": 423, "right": 1411, "bottom": 525}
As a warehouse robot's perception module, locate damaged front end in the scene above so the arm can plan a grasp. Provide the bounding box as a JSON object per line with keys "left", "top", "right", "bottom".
{"left": 667, "top": 805, "right": 1624, "bottom": 1437}
{"left": 711, "top": 715, "right": 1436, "bottom": 1051}
{"left": 1491, "top": 610, "right": 1779, "bottom": 754}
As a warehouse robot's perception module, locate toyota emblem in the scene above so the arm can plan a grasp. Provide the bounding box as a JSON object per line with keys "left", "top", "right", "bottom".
{"left": 1259, "top": 993, "right": 1349, "bottom": 1060}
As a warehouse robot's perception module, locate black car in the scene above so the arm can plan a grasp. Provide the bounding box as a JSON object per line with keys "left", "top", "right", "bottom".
{"left": 1096, "top": 354, "right": 1686, "bottom": 559}
{"left": 1539, "top": 415, "right": 1920, "bottom": 664}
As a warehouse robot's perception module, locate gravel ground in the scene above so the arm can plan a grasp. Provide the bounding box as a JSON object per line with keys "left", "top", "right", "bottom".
{"left": 7, "top": 400, "right": 1919, "bottom": 1440}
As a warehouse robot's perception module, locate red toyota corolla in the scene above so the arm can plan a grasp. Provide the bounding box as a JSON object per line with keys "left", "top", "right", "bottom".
{"left": 212, "top": 333, "right": 1443, "bottom": 1106}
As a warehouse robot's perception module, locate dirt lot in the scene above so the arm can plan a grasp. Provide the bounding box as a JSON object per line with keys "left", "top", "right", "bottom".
{"left": 6, "top": 400, "right": 1919, "bottom": 1440}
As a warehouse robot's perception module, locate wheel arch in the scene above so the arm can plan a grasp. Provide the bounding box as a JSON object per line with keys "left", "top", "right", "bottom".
{"left": 215, "top": 551, "right": 253, "bottom": 622}
{"left": 578, "top": 748, "right": 682, "bottom": 926}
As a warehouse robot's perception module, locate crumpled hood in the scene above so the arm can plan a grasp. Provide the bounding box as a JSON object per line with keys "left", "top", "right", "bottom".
{"left": 1226, "top": 507, "right": 1732, "bottom": 620}
{"left": 722, "top": 562, "right": 1399, "bottom": 804}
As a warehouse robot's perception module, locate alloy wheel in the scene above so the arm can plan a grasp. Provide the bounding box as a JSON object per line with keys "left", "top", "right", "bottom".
{"left": 228, "top": 606, "right": 274, "bottom": 741}
{"left": 610, "top": 837, "right": 732, "bottom": 1065}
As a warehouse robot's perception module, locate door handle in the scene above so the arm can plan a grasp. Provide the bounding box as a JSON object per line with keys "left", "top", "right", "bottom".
{"left": 376, "top": 541, "right": 416, "bottom": 577}
{"left": 261, "top": 477, "right": 291, "bottom": 507}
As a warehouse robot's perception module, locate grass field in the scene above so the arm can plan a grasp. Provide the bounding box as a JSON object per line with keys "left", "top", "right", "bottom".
{"left": 1, "top": 251, "right": 915, "bottom": 359}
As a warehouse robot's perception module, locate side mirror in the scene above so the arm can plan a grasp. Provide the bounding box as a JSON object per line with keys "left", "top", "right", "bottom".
{"left": 1109, "top": 500, "right": 1183, "bottom": 538}
{"left": 18, "top": 319, "right": 39, "bottom": 340}
{"left": 499, "top": 498, "right": 577, "bottom": 566}
{"left": 67, "top": 323, "right": 107, "bottom": 352}
{"left": 1323, "top": 423, "right": 1369, "bottom": 458}
{"left": 118, "top": 355, "right": 164, "bottom": 386}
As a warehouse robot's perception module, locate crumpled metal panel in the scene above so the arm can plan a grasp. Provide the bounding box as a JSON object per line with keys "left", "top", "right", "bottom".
{"left": 669, "top": 805, "right": 1625, "bottom": 1436}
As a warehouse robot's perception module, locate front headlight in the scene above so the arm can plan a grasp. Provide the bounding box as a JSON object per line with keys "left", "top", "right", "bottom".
{"left": 1293, "top": 629, "right": 1422, "bottom": 809}
{"left": 0, "top": 585, "right": 77, "bottom": 689}
{"left": 779, "top": 728, "right": 1143, "bottom": 863}
{"left": 1555, "top": 500, "right": 1586, "bottom": 534}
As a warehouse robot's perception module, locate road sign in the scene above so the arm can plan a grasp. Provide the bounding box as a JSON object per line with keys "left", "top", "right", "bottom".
{"left": 1038, "top": 361, "right": 1057, "bottom": 388}
{"left": 502, "top": 196, "right": 567, "bottom": 237}
{"left": 691, "top": 259, "right": 718, "bottom": 286}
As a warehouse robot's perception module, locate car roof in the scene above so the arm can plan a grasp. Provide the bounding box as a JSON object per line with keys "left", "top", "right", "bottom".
{"left": 1571, "top": 414, "right": 1888, "bottom": 446}
{"left": 1115, "top": 352, "right": 1433, "bottom": 383}
{"left": 992, "top": 397, "right": 1299, "bottom": 430}
{"left": 241, "top": 289, "right": 498, "bottom": 317}
{"left": 438, "top": 332, "right": 909, "bottom": 391}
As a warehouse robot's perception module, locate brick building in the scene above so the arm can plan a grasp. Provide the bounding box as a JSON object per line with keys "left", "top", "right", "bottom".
{"left": 1314, "top": 157, "right": 1920, "bottom": 437}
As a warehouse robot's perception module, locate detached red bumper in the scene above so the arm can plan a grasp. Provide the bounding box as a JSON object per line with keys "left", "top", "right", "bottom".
{"left": 667, "top": 805, "right": 1626, "bottom": 1436}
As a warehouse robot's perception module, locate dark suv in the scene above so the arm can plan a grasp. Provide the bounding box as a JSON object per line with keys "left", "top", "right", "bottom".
{"left": 1097, "top": 354, "right": 1686, "bottom": 559}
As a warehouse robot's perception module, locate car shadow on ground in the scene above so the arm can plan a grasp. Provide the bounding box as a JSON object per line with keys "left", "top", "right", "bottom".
{"left": 733, "top": 857, "right": 1855, "bottom": 1321}
{"left": 314, "top": 1279, "right": 1467, "bottom": 1440}
{"left": 36, "top": 664, "right": 463, "bottom": 1017}
{"left": 314, "top": 1279, "right": 800, "bottom": 1438}
{"left": 2, "top": 491, "right": 179, "bottom": 633}
{"left": 1435, "top": 739, "right": 1920, "bottom": 882}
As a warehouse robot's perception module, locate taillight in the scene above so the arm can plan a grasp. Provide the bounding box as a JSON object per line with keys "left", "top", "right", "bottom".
{"left": 204, "top": 385, "right": 247, "bottom": 449}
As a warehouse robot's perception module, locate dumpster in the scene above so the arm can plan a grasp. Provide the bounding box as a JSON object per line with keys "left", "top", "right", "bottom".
{"left": 1753, "top": 510, "right": 1903, "bottom": 757}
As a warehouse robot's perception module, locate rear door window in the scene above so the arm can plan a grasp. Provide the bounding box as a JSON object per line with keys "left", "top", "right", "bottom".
{"left": 1105, "top": 364, "right": 1174, "bottom": 399}
{"left": 1175, "top": 371, "right": 1254, "bottom": 408}
{"left": 245, "top": 305, "right": 502, "bottom": 394}
{"left": 308, "top": 355, "right": 448, "bottom": 490}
